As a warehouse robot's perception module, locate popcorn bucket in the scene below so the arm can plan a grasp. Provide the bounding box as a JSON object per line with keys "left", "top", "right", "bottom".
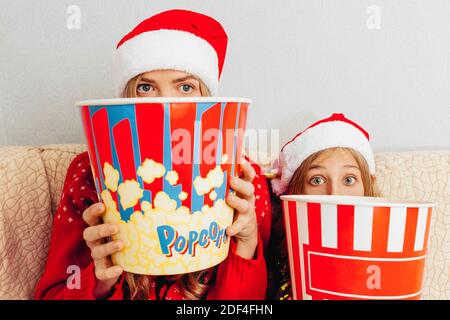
{"left": 280, "top": 195, "right": 436, "bottom": 300}
{"left": 76, "top": 97, "right": 250, "bottom": 275}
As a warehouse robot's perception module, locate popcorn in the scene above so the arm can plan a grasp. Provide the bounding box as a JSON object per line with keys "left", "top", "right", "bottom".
{"left": 154, "top": 191, "right": 177, "bottom": 212}
{"left": 103, "top": 162, "right": 119, "bottom": 192}
{"left": 101, "top": 190, "right": 121, "bottom": 223}
{"left": 193, "top": 165, "right": 224, "bottom": 195}
{"left": 124, "top": 252, "right": 138, "bottom": 267}
{"left": 101, "top": 189, "right": 117, "bottom": 212}
{"left": 109, "top": 197, "right": 233, "bottom": 274}
{"left": 164, "top": 264, "right": 185, "bottom": 275}
{"left": 129, "top": 210, "right": 144, "bottom": 225}
{"left": 117, "top": 179, "right": 143, "bottom": 210}
{"left": 137, "top": 159, "right": 166, "bottom": 184}
{"left": 221, "top": 154, "right": 228, "bottom": 164}
{"left": 133, "top": 265, "right": 147, "bottom": 275}
{"left": 175, "top": 206, "right": 190, "bottom": 221}
{"left": 165, "top": 171, "right": 179, "bottom": 185}
{"left": 141, "top": 201, "right": 153, "bottom": 214}
{"left": 178, "top": 191, "right": 188, "bottom": 201}
{"left": 209, "top": 190, "right": 217, "bottom": 201}
{"left": 106, "top": 164, "right": 234, "bottom": 275}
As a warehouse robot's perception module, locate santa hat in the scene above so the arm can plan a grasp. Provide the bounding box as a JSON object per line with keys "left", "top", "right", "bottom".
{"left": 113, "top": 9, "right": 227, "bottom": 97}
{"left": 271, "top": 113, "right": 376, "bottom": 196}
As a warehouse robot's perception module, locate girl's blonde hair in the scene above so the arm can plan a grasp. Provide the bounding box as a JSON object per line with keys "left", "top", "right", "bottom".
{"left": 286, "top": 147, "right": 381, "bottom": 197}
{"left": 122, "top": 72, "right": 212, "bottom": 300}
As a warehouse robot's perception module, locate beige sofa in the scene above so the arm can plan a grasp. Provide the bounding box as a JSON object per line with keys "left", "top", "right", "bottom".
{"left": 0, "top": 144, "right": 449, "bottom": 300}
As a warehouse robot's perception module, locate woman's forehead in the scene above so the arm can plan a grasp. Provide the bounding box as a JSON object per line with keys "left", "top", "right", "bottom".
{"left": 140, "top": 69, "right": 197, "bottom": 80}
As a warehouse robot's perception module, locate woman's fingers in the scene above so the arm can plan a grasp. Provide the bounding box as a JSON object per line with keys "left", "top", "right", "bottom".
{"left": 88, "top": 233, "right": 123, "bottom": 280}
{"left": 81, "top": 203, "right": 124, "bottom": 284}
{"left": 90, "top": 240, "right": 123, "bottom": 260}
{"left": 94, "top": 265, "right": 124, "bottom": 281}
{"left": 82, "top": 202, "right": 105, "bottom": 226}
{"left": 226, "top": 217, "right": 245, "bottom": 237}
{"left": 229, "top": 176, "right": 255, "bottom": 200}
{"left": 83, "top": 223, "right": 119, "bottom": 245}
{"left": 239, "top": 159, "right": 256, "bottom": 183}
{"left": 226, "top": 193, "right": 250, "bottom": 213}
{"left": 226, "top": 192, "right": 255, "bottom": 237}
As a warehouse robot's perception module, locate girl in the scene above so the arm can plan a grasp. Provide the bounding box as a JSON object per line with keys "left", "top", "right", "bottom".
{"left": 266, "top": 113, "right": 381, "bottom": 300}
{"left": 35, "top": 9, "right": 271, "bottom": 300}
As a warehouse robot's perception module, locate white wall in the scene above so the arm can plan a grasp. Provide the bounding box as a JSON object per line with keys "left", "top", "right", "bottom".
{"left": 1, "top": 0, "right": 449, "bottom": 154}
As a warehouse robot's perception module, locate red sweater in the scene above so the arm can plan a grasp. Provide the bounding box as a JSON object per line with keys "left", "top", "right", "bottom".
{"left": 34, "top": 152, "right": 271, "bottom": 300}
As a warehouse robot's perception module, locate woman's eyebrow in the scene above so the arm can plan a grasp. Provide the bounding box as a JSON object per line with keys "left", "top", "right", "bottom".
{"left": 342, "top": 164, "right": 360, "bottom": 170}
{"left": 172, "top": 76, "right": 198, "bottom": 83}
{"left": 139, "top": 78, "right": 156, "bottom": 83}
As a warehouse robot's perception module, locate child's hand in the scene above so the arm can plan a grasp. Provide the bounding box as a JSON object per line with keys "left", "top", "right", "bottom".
{"left": 226, "top": 159, "right": 259, "bottom": 259}
{"left": 82, "top": 202, "right": 124, "bottom": 299}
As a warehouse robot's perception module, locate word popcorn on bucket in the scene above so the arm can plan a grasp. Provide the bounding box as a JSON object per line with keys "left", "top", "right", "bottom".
{"left": 281, "top": 195, "right": 435, "bottom": 300}
{"left": 77, "top": 97, "right": 250, "bottom": 275}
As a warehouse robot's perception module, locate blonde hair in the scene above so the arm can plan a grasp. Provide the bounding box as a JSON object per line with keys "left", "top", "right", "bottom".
{"left": 286, "top": 147, "right": 381, "bottom": 197}
{"left": 122, "top": 72, "right": 212, "bottom": 300}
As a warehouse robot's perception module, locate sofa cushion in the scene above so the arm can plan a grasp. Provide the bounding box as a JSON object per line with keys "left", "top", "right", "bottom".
{"left": 0, "top": 146, "right": 53, "bottom": 299}
{"left": 0, "top": 144, "right": 87, "bottom": 299}
{"left": 38, "top": 144, "right": 87, "bottom": 215}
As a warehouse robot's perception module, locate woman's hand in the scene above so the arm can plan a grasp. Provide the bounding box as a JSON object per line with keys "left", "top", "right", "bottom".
{"left": 82, "top": 202, "right": 124, "bottom": 299}
{"left": 226, "top": 159, "right": 259, "bottom": 259}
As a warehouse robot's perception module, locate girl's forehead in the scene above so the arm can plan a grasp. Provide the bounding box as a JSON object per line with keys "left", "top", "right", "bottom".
{"left": 311, "top": 148, "right": 360, "bottom": 167}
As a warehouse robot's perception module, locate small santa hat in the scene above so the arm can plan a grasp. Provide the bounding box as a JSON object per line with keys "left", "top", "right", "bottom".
{"left": 113, "top": 9, "right": 227, "bottom": 97}
{"left": 271, "top": 113, "right": 376, "bottom": 196}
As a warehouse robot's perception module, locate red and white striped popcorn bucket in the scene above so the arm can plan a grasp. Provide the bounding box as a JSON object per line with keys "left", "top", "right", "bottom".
{"left": 77, "top": 97, "right": 250, "bottom": 275}
{"left": 280, "top": 195, "right": 436, "bottom": 300}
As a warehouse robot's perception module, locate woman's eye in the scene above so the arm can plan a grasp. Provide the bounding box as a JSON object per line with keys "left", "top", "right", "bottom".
{"left": 180, "top": 84, "right": 193, "bottom": 93}
{"left": 137, "top": 84, "right": 153, "bottom": 93}
{"left": 344, "top": 176, "right": 357, "bottom": 185}
{"left": 310, "top": 176, "right": 325, "bottom": 185}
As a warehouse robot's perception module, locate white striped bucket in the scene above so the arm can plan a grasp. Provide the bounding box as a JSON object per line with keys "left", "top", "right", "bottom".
{"left": 280, "top": 195, "right": 436, "bottom": 300}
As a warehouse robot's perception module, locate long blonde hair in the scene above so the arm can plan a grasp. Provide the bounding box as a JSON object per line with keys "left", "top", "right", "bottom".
{"left": 122, "top": 72, "right": 213, "bottom": 300}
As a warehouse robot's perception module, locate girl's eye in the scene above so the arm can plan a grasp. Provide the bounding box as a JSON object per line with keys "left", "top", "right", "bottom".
{"left": 137, "top": 84, "right": 153, "bottom": 93}
{"left": 310, "top": 176, "right": 325, "bottom": 186}
{"left": 344, "top": 176, "right": 357, "bottom": 185}
{"left": 180, "top": 84, "right": 194, "bottom": 93}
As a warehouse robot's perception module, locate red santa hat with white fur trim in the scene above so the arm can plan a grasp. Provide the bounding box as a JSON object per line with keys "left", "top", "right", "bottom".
{"left": 271, "top": 113, "right": 376, "bottom": 196}
{"left": 113, "top": 9, "right": 227, "bottom": 97}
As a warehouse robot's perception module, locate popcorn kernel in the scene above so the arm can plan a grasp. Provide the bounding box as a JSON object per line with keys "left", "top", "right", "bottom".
{"left": 117, "top": 179, "right": 143, "bottom": 210}
{"left": 165, "top": 170, "right": 179, "bottom": 185}
{"left": 103, "top": 162, "right": 119, "bottom": 192}
{"left": 137, "top": 159, "right": 166, "bottom": 184}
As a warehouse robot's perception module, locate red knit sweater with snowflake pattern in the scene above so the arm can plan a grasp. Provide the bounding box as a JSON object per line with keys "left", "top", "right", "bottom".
{"left": 34, "top": 151, "right": 271, "bottom": 300}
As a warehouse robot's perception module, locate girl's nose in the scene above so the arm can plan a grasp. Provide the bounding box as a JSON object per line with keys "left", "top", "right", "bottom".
{"left": 159, "top": 89, "right": 171, "bottom": 97}
{"left": 328, "top": 181, "right": 342, "bottom": 196}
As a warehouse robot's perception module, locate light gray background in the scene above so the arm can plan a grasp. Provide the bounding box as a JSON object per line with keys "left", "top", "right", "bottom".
{"left": 1, "top": 0, "right": 449, "bottom": 155}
